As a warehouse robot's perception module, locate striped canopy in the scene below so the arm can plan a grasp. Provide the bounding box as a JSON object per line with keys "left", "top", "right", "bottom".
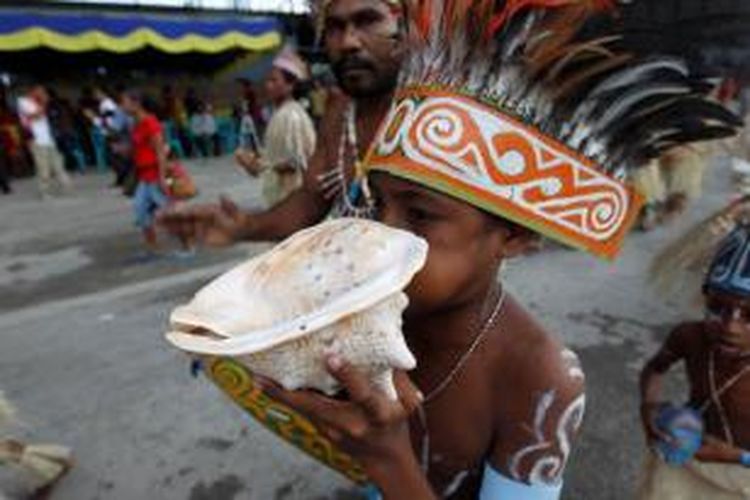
{"left": 0, "top": 10, "right": 281, "bottom": 54}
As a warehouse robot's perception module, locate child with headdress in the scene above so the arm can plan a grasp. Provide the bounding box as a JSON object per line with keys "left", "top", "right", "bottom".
{"left": 640, "top": 200, "right": 750, "bottom": 499}
{"left": 227, "top": 0, "right": 741, "bottom": 497}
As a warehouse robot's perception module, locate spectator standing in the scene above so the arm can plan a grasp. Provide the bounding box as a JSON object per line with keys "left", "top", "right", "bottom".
{"left": 93, "top": 87, "right": 132, "bottom": 187}
{"left": 0, "top": 102, "right": 30, "bottom": 179}
{"left": 47, "top": 89, "right": 80, "bottom": 173}
{"left": 235, "top": 47, "right": 316, "bottom": 206}
{"left": 184, "top": 87, "right": 201, "bottom": 118}
{"left": 189, "top": 102, "right": 218, "bottom": 158}
{"left": 17, "top": 85, "right": 72, "bottom": 199}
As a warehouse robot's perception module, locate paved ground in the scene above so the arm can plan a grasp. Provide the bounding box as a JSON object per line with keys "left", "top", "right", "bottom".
{"left": 0, "top": 155, "right": 734, "bottom": 499}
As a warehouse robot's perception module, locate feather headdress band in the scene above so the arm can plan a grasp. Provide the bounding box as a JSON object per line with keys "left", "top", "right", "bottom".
{"left": 362, "top": 0, "right": 742, "bottom": 258}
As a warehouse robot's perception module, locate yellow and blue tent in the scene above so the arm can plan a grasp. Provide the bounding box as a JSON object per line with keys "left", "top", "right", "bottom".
{"left": 0, "top": 10, "right": 282, "bottom": 54}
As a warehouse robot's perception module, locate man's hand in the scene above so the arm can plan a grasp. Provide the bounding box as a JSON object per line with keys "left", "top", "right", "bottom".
{"left": 235, "top": 148, "right": 262, "bottom": 177}
{"left": 157, "top": 196, "right": 249, "bottom": 248}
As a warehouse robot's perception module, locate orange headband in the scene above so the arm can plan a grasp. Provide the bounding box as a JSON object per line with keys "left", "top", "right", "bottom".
{"left": 365, "top": 88, "right": 642, "bottom": 259}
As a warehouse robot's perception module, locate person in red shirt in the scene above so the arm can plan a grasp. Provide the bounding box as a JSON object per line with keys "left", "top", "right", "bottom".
{"left": 120, "top": 90, "right": 169, "bottom": 254}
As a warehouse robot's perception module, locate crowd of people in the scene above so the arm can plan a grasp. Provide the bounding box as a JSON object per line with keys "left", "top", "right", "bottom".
{"left": 0, "top": 66, "right": 330, "bottom": 199}
{"left": 0, "top": 46, "right": 330, "bottom": 259}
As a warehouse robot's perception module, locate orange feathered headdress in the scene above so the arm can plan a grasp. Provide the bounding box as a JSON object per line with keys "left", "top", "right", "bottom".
{"left": 364, "top": 0, "right": 740, "bottom": 258}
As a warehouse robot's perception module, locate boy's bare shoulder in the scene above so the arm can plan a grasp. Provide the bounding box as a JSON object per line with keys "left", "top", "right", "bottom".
{"left": 485, "top": 296, "right": 585, "bottom": 484}
{"left": 491, "top": 296, "right": 584, "bottom": 401}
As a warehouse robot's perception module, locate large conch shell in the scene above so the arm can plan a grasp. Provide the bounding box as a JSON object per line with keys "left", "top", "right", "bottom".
{"left": 165, "top": 218, "right": 428, "bottom": 400}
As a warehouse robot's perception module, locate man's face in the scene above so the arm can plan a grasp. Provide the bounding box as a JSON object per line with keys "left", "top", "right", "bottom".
{"left": 369, "top": 172, "right": 514, "bottom": 318}
{"left": 704, "top": 289, "right": 750, "bottom": 356}
{"left": 323, "top": 0, "right": 403, "bottom": 98}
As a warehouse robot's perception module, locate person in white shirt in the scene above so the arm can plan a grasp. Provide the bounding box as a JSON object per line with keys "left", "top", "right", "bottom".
{"left": 235, "top": 46, "right": 316, "bottom": 206}
{"left": 92, "top": 87, "right": 133, "bottom": 187}
{"left": 189, "top": 102, "right": 218, "bottom": 157}
{"left": 93, "top": 88, "right": 131, "bottom": 137}
{"left": 17, "top": 85, "right": 72, "bottom": 198}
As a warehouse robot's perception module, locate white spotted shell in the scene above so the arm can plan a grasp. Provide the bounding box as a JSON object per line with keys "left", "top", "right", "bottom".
{"left": 165, "top": 218, "right": 428, "bottom": 399}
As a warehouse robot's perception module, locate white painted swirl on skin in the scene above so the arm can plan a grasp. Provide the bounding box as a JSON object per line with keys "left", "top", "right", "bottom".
{"left": 508, "top": 391, "right": 586, "bottom": 486}
{"left": 509, "top": 390, "right": 556, "bottom": 481}
{"left": 561, "top": 348, "right": 585, "bottom": 381}
{"left": 442, "top": 470, "right": 470, "bottom": 498}
{"left": 556, "top": 394, "right": 586, "bottom": 476}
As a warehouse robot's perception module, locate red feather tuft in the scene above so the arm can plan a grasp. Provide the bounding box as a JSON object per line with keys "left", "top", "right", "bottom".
{"left": 486, "top": 0, "right": 575, "bottom": 37}
{"left": 485, "top": 0, "right": 616, "bottom": 38}
{"left": 417, "top": 0, "right": 432, "bottom": 38}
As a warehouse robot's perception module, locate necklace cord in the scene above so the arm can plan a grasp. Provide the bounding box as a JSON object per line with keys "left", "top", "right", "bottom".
{"left": 702, "top": 349, "right": 750, "bottom": 446}
{"left": 415, "top": 287, "right": 508, "bottom": 474}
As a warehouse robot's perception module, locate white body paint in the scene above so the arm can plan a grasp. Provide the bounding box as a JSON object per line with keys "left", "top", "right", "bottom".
{"left": 508, "top": 391, "right": 587, "bottom": 486}
{"left": 561, "top": 348, "right": 585, "bottom": 381}
{"left": 442, "top": 470, "right": 470, "bottom": 498}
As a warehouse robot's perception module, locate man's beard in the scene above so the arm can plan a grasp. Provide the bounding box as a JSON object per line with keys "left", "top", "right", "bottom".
{"left": 332, "top": 55, "right": 398, "bottom": 98}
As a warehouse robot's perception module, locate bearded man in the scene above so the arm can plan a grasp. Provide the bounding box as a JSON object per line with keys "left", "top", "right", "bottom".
{"left": 159, "top": 0, "right": 405, "bottom": 244}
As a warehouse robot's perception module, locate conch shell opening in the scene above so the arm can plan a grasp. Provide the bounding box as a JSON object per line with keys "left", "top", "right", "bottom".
{"left": 165, "top": 218, "right": 428, "bottom": 400}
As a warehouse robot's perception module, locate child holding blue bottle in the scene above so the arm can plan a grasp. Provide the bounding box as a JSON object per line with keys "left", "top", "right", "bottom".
{"left": 639, "top": 222, "right": 750, "bottom": 499}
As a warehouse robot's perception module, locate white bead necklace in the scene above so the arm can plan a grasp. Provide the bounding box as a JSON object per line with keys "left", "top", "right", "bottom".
{"left": 317, "top": 103, "right": 374, "bottom": 218}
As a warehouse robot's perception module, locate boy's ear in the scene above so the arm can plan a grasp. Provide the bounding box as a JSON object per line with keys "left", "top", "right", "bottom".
{"left": 495, "top": 224, "right": 539, "bottom": 259}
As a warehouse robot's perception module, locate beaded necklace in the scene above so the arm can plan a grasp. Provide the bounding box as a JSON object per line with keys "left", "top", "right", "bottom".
{"left": 317, "top": 103, "right": 374, "bottom": 218}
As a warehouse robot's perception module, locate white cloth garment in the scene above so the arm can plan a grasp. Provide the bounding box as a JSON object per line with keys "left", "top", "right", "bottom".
{"left": 17, "top": 97, "right": 54, "bottom": 146}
